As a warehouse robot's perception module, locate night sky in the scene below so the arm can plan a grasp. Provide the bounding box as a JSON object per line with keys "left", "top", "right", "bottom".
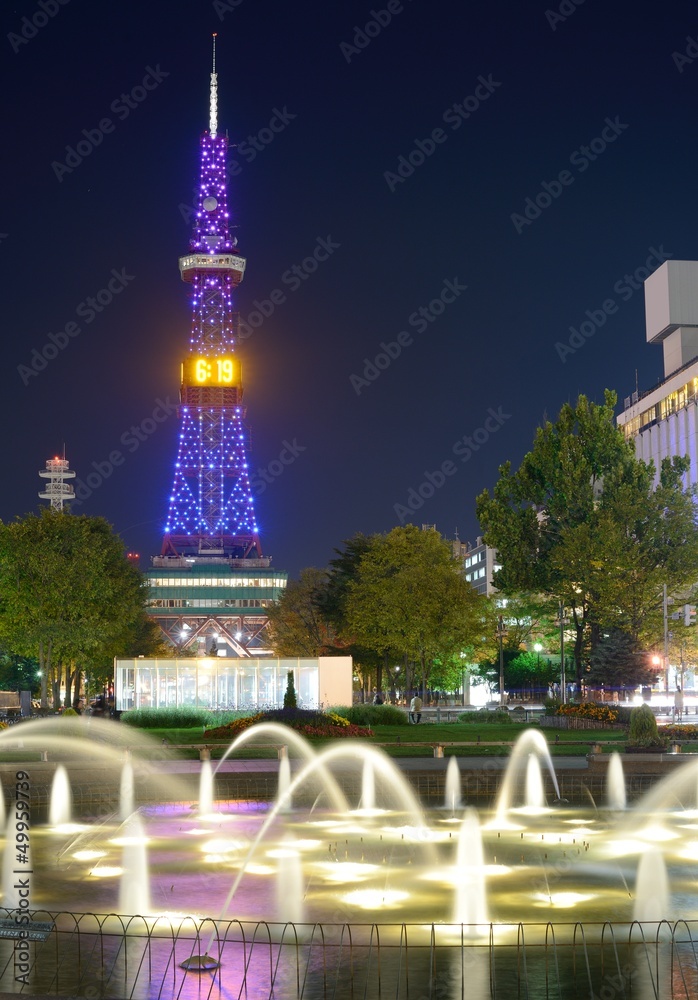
{"left": 3, "top": 0, "right": 698, "bottom": 577}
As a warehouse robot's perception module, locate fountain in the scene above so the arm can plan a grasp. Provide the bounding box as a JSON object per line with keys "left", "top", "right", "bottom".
{"left": 119, "top": 760, "right": 135, "bottom": 819}
{"left": 633, "top": 846, "right": 670, "bottom": 923}
{"left": 0, "top": 717, "right": 696, "bottom": 998}
{"left": 444, "top": 755, "right": 462, "bottom": 813}
{"left": 198, "top": 759, "right": 214, "bottom": 815}
{"left": 49, "top": 765, "right": 72, "bottom": 826}
{"left": 493, "top": 728, "right": 560, "bottom": 824}
{"left": 277, "top": 751, "right": 291, "bottom": 810}
{"left": 117, "top": 812, "right": 151, "bottom": 916}
{"left": 453, "top": 808, "right": 487, "bottom": 928}
{"left": 360, "top": 757, "right": 376, "bottom": 811}
{"left": 607, "top": 751, "right": 627, "bottom": 811}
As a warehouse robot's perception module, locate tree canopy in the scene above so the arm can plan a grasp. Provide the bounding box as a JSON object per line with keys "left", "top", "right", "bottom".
{"left": 266, "top": 567, "right": 334, "bottom": 656}
{"left": 0, "top": 510, "right": 153, "bottom": 706}
{"left": 344, "top": 526, "right": 487, "bottom": 696}
{"left": 476, "top": 390, "right": 698, "bottom": 679}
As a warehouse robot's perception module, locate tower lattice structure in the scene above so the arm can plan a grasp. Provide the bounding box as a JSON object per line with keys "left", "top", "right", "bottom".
{"left": 38, "top": 454, "right": 76, "bottom": 510}
{"left": 161, "top": 36, "right": 262, "bottom": 562}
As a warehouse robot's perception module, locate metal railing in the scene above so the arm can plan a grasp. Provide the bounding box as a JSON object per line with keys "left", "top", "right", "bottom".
{"left": 1, "top": 911, "right": 696, "bottom": 998}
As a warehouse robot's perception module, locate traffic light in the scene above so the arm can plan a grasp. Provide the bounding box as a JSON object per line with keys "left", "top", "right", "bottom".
{"left": 684, "top": 604, "right": 697, "bottom": 626}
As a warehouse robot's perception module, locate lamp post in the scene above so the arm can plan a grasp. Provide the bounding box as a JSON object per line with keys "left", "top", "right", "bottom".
{"left": 497, "top": 615, "right": 508, "bottom": 705}
{"left": 534, "top": 642, "right": 543, "bottom": 701}
{"left": 557, "top": 601, "right": 568, "bottom": 704}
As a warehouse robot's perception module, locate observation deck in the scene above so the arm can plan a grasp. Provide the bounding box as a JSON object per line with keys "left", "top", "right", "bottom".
{"left": 179, "top": 253, "right": 246, "bottom": 284}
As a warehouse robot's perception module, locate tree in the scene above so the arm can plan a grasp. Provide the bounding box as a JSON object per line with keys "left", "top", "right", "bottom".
{"left": 586, "top": 628, "right": 660, "bottom": 693}
{"left": 83, "top": 608, "right": 172, "bottom": 695}
{"left": 0, "top": 651, "right": 39, "bottom": 696}
{"left": 476, "top": 390, "right": 698, "bottom": 681}
{"left": 506, "top": 650, "right": 559, "bottom": 695}
{"left": 0, "top": 510, "right": 148, "bottom": 707}
{"left": 266, "top": 568, "right": 333, "bottom": 656}
{"left": 498, "top": 592, "right": 560, "bottom": 651}
{"left": 322, "top": 535, "right": 382, "bottom": 695}
{"left": 344, "top": 526, "right": 486, "bottom": 698}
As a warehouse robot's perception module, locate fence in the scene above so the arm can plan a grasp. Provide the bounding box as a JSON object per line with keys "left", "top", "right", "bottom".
{"left": 1, "top": 911, "right": 697, "bottom": 998}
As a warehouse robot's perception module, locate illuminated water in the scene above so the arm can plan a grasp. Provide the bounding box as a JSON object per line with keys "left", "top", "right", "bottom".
{"left": 0, "top": 717, "right": 696, "bottom": 998}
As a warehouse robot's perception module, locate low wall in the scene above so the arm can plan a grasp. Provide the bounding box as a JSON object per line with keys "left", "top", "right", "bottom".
{"left": 539, "top": 715, "right": 623, "bottom": 731}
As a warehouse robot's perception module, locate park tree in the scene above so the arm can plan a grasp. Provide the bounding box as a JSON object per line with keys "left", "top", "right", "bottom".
{"left": 476, "top": 390, "right": 698, "bottom": 682}
{"left": 344, "top": 526, "right": 486, "bottom": 698}
{"left": 266, "top": 568, "right": 334, "bottom": 656}
{"left": 586, "top": 628, "right": 659, "bottom": 694}
{"left": 83, "top": 608, "right": 172, "bottom": 697}
{"left": 0, "top": 651, "right": 39, "bottom": 696}
{"left": 498, "top": 592, "right": 560, "bottom": 651}
{"left": 0, "top": 510, "right": 148, "bottom": 708}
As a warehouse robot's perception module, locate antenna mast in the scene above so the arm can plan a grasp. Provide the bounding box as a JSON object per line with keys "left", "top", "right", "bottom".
{"left": 209, "top": 33, "right": 218, "bottom": 137}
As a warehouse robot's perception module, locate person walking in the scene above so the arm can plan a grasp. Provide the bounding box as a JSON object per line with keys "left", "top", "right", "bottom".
{"left": 409, "top": 695, "right": 423, "bottom": 724}
{"left": 675, "top": 685, "right": 685, "bottom": 723}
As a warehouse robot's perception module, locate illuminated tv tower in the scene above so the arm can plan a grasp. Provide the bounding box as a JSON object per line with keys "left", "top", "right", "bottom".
{"left": 160, "top": 34, "right": 262, "bottom": 562}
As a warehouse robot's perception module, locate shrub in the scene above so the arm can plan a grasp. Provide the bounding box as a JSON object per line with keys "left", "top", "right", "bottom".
{"left": 62, "top": 707, "right": 78, "bottom": 717}
{"left": 457, "top": 710, "right": 510, "bottom": 724}
{"left": 628, "top": 703, "right": 666, "bottom": 748}
{"left": 329, "top": 704, "right": 408, "bottom": 727}
{"left": 283, "top": 672, "right": 297, "bottom": 709}
{"left": 543, "top": 697, "right": 561, "bottom": 716}
{"left": 122, "top": 707, "right": 251, "bottom": 729}
{"left": 614, "top": 706, "right": 634, "bottom": 726}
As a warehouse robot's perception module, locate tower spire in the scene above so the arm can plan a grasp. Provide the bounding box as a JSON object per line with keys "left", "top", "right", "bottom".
{"left": 209, "top": 33, "right": 218, "bottom": 137}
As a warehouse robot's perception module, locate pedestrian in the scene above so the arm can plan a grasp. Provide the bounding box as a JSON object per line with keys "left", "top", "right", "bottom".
{"left": 675, "top": 685, "right": 684, "bottom": 723}
{"left": 372, "top": 689, "right": 383, "bottom": 706}
{"left": 409, "top": 694, "right": 423, "bottom": 724}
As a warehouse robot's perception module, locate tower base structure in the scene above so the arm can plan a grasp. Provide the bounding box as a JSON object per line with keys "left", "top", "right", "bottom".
{"left": 146, "top": 555, "right": 286, "bottom": 657}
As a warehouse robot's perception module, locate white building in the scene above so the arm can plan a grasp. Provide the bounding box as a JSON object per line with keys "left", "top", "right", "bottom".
{"left": 461, "top": 536, "right": 500, "bottom": 596}
{"left": 617, "top": 260, "right": 698, "bottom": 482}
{"left": 114, "top": 657, "right": 353, "bottom": 713}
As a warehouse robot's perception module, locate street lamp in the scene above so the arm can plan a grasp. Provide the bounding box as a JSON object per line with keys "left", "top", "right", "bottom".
{"left": 534, "top": 643, "right": 542, "bottom": 700}
{"left": 557, "top": 601, "right": 568, "bottom": 704}
{"left": 497, "top": 615, "right": 508, "bottom": 705}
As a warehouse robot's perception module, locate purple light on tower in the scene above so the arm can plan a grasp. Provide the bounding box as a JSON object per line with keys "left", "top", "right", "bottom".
{"left": 161, "top": 35, "right": 262, "bottom": 560}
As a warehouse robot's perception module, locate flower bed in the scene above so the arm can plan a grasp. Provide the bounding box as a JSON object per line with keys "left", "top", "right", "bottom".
{"left": 205, "top": 708, "right": 372, "bottom": 740}
{"left": 539, "top": 715, "right": 620, "bottom": 731}
{"left": 558, "top": 703, "right": 619, "bottom": 723}
{"left": 659, "top": 724, "right": 698, "bottom": 741}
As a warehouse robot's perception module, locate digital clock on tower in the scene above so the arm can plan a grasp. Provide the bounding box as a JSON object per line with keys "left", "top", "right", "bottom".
{"left": 182, "top": 356, "right": 239, "bottom": 386}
